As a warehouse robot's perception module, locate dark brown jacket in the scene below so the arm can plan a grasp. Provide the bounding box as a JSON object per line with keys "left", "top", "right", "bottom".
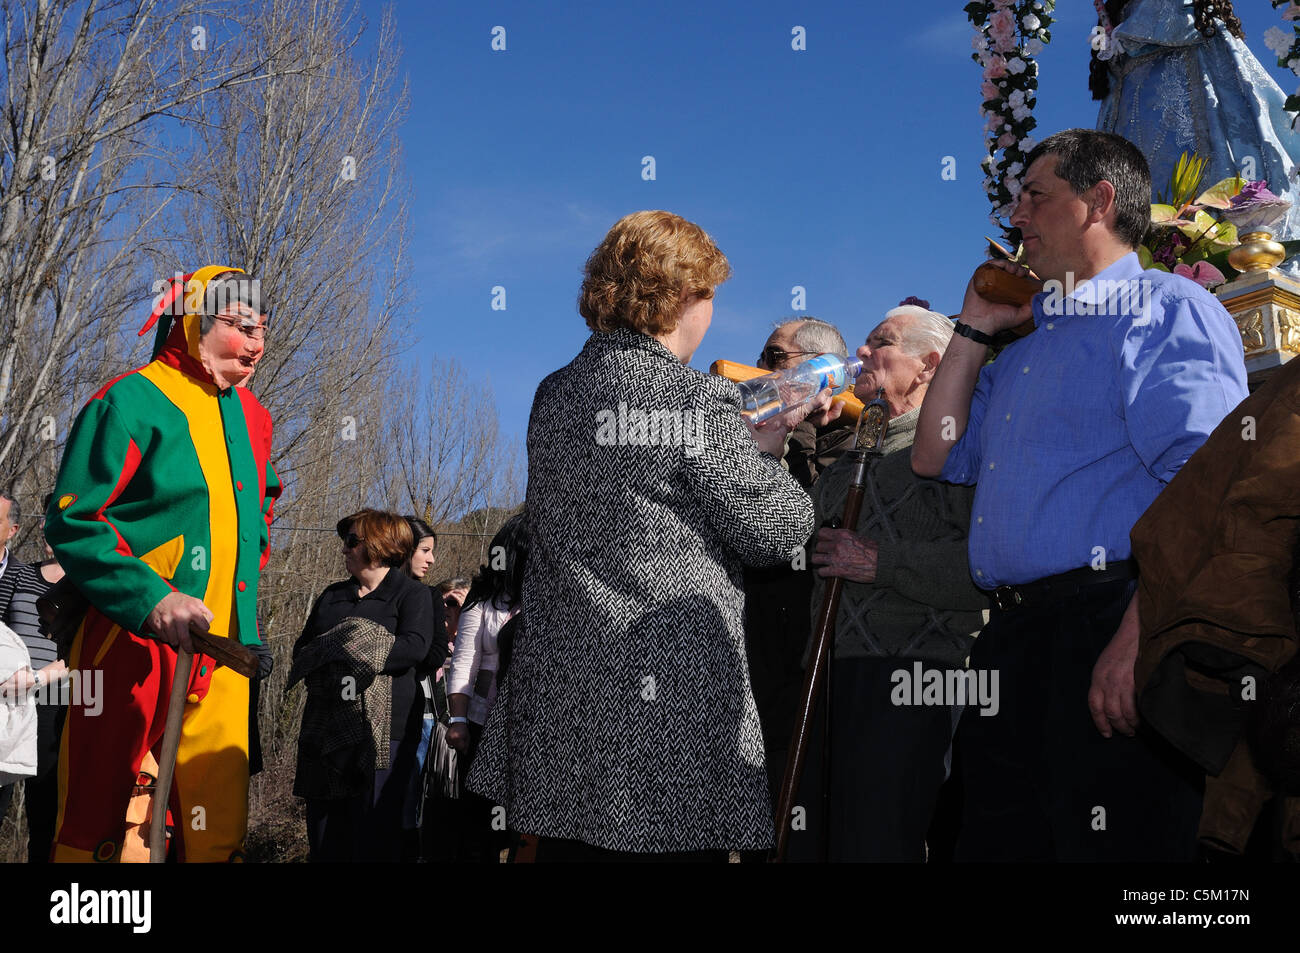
{"left": 1130, "top": 355, "right": 1300, "bottom": 856}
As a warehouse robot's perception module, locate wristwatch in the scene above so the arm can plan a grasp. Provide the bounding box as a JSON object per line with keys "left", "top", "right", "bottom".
{"left": 448, "top": 716, "right": 469, "bottom": 725}
{"left": 952, "top": 321, "right": 997, "bottom": 347}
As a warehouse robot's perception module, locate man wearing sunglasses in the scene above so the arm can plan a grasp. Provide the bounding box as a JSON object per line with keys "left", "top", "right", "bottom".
{"left": 745, "top": 316, "right": 857, "bottom": 809}
{"left": 755, "top": 318, "right": 857, "bottom": 488}
{"left": 45, "top": 266, "right": 280, "bottom": 862}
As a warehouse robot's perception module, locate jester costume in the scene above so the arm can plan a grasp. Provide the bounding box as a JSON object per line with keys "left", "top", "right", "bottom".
{"left": 46, "top": 266, "right": 280, "bottom": 862}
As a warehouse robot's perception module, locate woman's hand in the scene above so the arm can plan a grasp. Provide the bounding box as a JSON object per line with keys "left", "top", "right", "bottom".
{"left": 0, "top": 665, "right": 37, "bottom": 699}
{"left": 447, "top": 691, "right": 471, "bottom": 751}
{"left": 748, "top": 387, "right": 837, "bottom": 457}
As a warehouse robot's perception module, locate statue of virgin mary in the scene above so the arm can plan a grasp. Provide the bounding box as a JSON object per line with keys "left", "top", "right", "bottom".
{"left": 1094, "top": 0, "right": 1300, "bottom": 259}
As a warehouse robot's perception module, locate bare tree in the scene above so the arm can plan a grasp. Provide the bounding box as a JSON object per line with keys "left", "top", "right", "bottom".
{"left": 0, "top": 0, "right": 305, "bottom": 500}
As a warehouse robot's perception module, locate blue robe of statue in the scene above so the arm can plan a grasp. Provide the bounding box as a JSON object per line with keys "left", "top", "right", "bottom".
{"left": 1097, "top": 0, "right": 1300, "bottom": 263}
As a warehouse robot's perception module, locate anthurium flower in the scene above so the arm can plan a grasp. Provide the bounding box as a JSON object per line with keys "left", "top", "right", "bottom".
{"left": 1230, "top": 181, "right": 1280, "bottom": 207}
{"left": 1172, "top": 261, "right": 1227, "bottom": 289}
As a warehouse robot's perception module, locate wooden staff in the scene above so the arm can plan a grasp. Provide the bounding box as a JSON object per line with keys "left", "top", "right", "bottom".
{"left": 149, "top": 630, "right": 258, "bottom": 862}
{"left": 771, "top": 389, "right": 891, "bottom": 863}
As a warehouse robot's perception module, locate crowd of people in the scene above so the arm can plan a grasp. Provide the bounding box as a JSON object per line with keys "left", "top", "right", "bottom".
{"left": 1, "top": 126, "right": 1298, "bottom": 863}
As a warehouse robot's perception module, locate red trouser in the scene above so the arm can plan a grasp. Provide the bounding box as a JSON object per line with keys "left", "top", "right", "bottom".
{"left": 51, "top": 610, "right": 250, "bottom": 862}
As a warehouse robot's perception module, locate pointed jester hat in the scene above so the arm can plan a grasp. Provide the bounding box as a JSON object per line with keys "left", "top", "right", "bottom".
{"left": 137, "top": 266, "right": 252, "bottom": 361}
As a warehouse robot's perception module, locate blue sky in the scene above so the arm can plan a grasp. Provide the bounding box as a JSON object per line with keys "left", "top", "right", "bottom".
{"left": 372, "top": 0, "right": 1296, "bottom": 445}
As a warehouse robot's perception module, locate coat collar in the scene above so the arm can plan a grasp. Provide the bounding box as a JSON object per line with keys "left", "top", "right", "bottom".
{"left": 584, "top": 328, "right": 683, "bottom": 365}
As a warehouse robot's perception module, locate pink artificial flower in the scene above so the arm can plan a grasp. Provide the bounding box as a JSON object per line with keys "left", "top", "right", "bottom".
{"left": 1172, "top": 261, "right": 1227, "bottom": 288}
{"left": 1284, "top": 2, "right": 1300, "bottom": 21}
{"left": 981, "top": 80, "right": 1000, "bottom": 100}
{"left": 983, "top": 56, "right": 1008, "bottom": 79}
{"left": 989, "top": 9, "right": 1017, "bottom": 48}
{"left": 996, "top": 132, "right": 1017, "bottom": 149}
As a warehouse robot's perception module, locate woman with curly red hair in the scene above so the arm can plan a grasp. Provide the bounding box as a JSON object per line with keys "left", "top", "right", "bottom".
{"left": 467, "top": 211, "right": 834, "bottom": 860}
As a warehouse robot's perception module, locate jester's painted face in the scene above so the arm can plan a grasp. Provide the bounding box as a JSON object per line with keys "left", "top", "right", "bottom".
{"left": 198, "top": 302, "right": 267, "bottom": 389}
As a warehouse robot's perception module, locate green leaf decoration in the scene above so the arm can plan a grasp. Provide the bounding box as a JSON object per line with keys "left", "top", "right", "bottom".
{"left": 1169, "top": 151, "right": 1209, "bottom": 209}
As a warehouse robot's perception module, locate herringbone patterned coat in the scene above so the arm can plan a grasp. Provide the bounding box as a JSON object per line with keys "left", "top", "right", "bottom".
{"left": 468, "top": 328, "right": 813, "bottom": 852}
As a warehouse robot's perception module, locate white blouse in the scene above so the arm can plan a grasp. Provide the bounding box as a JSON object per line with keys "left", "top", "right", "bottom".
{"left": 447, "top": 598, "right": 517, "bottom": 725}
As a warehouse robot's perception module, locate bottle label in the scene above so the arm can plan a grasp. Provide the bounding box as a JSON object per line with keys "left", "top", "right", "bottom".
{"left": 805, "top": 354, "right": 859, "bottom": 394}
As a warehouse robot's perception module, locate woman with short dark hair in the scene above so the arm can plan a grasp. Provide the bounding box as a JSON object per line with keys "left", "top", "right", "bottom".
{"left": 291, "top": 508, "right": 433, "bottom": 861}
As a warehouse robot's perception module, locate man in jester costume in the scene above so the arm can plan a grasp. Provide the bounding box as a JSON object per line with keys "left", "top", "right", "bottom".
{"left": 45, "top": 266, "right": 280, "bottom": 862}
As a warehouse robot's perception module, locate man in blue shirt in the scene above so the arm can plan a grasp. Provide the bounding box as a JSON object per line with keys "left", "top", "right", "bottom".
{"left": 913, "top": 128, "right": 1248, "bottom": 861}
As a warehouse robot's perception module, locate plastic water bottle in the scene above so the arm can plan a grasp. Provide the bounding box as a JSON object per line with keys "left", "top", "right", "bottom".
{"left": 736, "top": 354, "right": 863, "bottom": 424}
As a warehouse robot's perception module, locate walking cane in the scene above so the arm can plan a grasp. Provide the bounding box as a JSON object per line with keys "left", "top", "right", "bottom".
{"left": 149, "top": 629, "right": 259, "bottom": 862}
{"left": 772, "top": 388, "right": 891, "bottom": 863}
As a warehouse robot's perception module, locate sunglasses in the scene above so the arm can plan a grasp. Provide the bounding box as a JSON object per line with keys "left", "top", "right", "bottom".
{"left": 343, "top": 533, "right": 363, "bottom": 549}
{"left": 759, "top": 346, "right": 818, "bottom": 367}
{"left": 443, "top": 597, "right": 460, "bottom": 609}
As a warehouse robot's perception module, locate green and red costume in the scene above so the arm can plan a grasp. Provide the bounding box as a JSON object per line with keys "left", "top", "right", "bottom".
{"left": 46, "top": 265, "right": 280, "bottom": 862}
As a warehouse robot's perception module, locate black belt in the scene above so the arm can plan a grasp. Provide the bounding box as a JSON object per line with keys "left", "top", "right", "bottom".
{"left": 985, "top": 560, "right": 1137, "bottom": 613}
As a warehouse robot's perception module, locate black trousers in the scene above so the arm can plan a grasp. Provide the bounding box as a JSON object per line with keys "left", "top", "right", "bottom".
{"left": 787, "top": 656, "right": 957, "bottom": 862}
{"left": 422, "top": 721, "right": 507, "bottom": 863}
{"left": 306, "top": 736, "right": 419, "bottom": 862}
{"left": 743, "top": 563, "right": 813, "bottom": 805}
{"left": 955, "top": 578, "right": 1203, "bottom": 862}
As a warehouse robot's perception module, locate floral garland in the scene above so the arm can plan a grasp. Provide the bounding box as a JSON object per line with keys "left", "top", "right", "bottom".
{"left": 1264, "top": 1, "right": 1300, "bottom": 125}
{"left": 966, "top": 0, "right": 1056, "bottom": 232}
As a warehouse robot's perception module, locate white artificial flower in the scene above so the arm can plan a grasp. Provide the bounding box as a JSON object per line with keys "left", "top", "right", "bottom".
{"left": 1022, "top": 14, "right": 1041, "bottom": 32}
{"left": 1012, "top": 105, "right": 1032, "bottom": 121}
{"left": 1008, "top": 89, "right": 1026, "bottom": 108}
{"left": 1007, "top": 161, "right": 1023, "bottom": 177}
{"left": 1265, "top": 26, "right": 1292, "bottom": 58}
{"left": 1025, "top": 38, "right": 1045, "bottom": 56}
{"left": 1020, "top": 135, "right": 1037, "bottom": 152}
{"left": 1007, "top": 57, "right": 1027, "bottom": 74}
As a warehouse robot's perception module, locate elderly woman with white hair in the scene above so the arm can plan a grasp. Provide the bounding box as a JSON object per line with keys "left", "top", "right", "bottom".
{"left": 799, "top": 297, "right": 990, "bottom": 863}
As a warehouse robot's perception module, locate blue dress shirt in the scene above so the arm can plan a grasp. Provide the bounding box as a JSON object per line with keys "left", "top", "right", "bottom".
{"left": 941, "top": 252, "right": 1248, "bottom": 588}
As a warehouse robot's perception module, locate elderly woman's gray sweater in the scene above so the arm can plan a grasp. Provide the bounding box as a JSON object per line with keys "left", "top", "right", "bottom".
{"left": 811, "top": 408, "right": 987, "bottom": 668}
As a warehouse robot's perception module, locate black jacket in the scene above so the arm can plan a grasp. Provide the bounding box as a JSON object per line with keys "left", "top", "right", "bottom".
{"left": 294, "top": 568, "right": 434, "bottom": 745}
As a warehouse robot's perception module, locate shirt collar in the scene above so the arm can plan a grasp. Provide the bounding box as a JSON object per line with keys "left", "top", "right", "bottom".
{"left": 1039, "top": 252, "right": 1145, "bottom": 317}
